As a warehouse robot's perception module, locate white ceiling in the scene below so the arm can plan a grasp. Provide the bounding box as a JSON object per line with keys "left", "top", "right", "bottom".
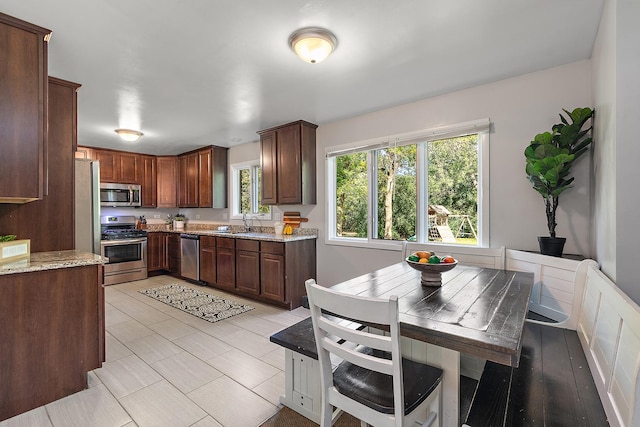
{"left": 1, "top": 0, "right": 604, "bottom": 155}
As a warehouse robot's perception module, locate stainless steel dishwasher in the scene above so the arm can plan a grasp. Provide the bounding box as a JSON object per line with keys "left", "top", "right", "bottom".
{"left": 180, "top": 234, "right": 200, "bottom": 281}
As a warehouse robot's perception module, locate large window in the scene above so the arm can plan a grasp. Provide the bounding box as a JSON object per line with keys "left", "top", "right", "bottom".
{"left": 231, "top": 161, "right": 270, "bottom": 219}
{"left": 327, "top": 120, "right": 489, "bottom": 247}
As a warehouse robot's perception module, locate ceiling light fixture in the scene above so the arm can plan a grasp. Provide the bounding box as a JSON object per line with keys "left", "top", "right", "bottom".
{"left": 289, "top": 27, "right": 337, "bottom": 64}
{"left": 115, "top": 129, "right": 143, "bottom": 142}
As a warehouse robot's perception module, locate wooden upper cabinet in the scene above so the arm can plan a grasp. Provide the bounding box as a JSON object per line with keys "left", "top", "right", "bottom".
{"left": 75, "top": 147, "right": 94, "bottom": 160}
{"left": 0, "top": 13, "right": 51, "bottom": 203}
{"left": 0, "top": 77, "right": 80, "bottom": 252}
{"left": 157, "top": 156, "right": 177, "bottom": 208}
{"left": 141, "top": 155, "right": 157, "bottom": 207}
{"left": 179, "top": 146, "right": 228, "bottom": 208}
{"left": 260, "top": 131, "right": 277, "bottom": 206}
{"left": 93, "top": 149, "right": 117, "bottom": 182}
{"left": 258, "top": 120, "right": 317, "bottom": 205}
{"left": 198, "top": 146, "right": 228, "bottom": 208}
{"left": 118, "top": 151, "right": 141, "bottom": 184}
{"left": 89, "top": 148, "right": 141, "bottom": 184}
{"left": 178, "top": 152, "right": 199, "bottom": 207}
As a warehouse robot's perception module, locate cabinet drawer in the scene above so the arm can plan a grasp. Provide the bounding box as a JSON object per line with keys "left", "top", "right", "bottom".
{"left": 217, "top": 237, "right": 235, "bottom": 249}
{"left": 236, "top": 239, "right": 259, "bottom": 252}
{"left": 261, "top": 241, "right": 284, "bottom": 255}
{"left": 200, "top": 235, "right": 216, "bottom": 248}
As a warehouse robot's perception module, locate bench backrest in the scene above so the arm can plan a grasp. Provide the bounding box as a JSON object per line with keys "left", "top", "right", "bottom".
{"left": 506, "top": 249, "right": 597, "bottom": 328}
{"left": 405, "top": 243, "right": 505, "bottom": 269}
{"left": 577, "top": 266, "right": 640, "bottom": 427}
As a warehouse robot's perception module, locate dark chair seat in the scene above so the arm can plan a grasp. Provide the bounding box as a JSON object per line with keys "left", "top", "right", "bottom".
{"left": 333, "top": 348, "right": 443, "bottom": 415}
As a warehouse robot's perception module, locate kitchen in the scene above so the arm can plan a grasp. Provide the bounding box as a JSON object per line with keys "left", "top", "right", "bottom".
{"left": 0, "top": 0, "right": 637, "bottom": 426}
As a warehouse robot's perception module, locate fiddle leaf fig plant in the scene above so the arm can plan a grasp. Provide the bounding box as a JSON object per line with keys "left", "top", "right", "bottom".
{"left": 524, "top": 107, "right": 594, "bottom": 238}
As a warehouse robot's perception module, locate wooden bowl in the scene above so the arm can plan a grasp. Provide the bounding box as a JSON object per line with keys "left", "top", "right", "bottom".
{"left": 405, "top": 257, "right": 458, "bottom": 286}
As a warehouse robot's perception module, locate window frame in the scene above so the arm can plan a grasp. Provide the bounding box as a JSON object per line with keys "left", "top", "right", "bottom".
{"left": 326, "top": 119, "right": 490, "bottom": 250}
{"left": 230, "top": 160, "right": 271, "bottom": 220}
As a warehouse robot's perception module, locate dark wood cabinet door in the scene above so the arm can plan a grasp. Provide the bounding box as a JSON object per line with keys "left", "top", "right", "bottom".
{"left": 118, "top": 152, "right": 141, "bottom": 184}
{"left": 258, "top": 121, "right": 316, "bottom": 206}
{"left": 200, "top": 236, "right": 217, "bottom": 284}
{"left": 0, "top": 77, "right": 79, "bottom": 252}
{"left": 260, "top": 131, "right": 277, "bottom": 205}
{"left": 157, "top": 156, "right": 177, "bottom": 208}
{"left": 147, "top": 232, "right": 163, "bottom": 271}
{"left": 276, "top": 125, "right": 302, "bottom": 204}
{"left": 0, "top": 15, "right": 50, "bottom": 202}
{"left": 178, "top": 153, "right": 198, "bottom": 207}
{"left": 141, "top": 155, "right": 157, "bottom": 207}
{"left": 260, "top": 252, "right": 285, "bottom": 301}
{"left": 94, "top": 149, "right": 117, "bottom": 182}
{"left": 216, "top": 246, "right": 236, "bottom": 290}
{"left": 162, "top": 233, "right": 170, "bottom": 270}
{"left": 168, "top": 234, "right": 181, "bottom": 277}
{"left": 198, "top": 148, "right": 212, "bottom": 208}
{"left": 236, "top": 250, "right": 260, "bottom": 295}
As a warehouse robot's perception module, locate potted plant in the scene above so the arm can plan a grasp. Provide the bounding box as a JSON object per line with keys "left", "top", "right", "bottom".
{"left": 524, "top": 107, "right": 594, "bottom": 257}
{"left": 173, "top": 213, "right": 186, "bottom": 230}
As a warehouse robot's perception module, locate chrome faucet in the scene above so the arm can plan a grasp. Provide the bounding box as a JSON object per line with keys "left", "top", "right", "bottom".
{"left": 242, "top": 213, "right": 250, "bottom": 232}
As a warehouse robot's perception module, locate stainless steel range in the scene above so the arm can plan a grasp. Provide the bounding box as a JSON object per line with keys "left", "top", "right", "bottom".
{"left": 100, "top": 215, "right": 147, "bottom": 285}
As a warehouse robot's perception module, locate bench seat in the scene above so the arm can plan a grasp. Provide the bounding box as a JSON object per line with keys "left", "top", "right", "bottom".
{"left": 465, "top": 322, "right": 607, "bottom": 426}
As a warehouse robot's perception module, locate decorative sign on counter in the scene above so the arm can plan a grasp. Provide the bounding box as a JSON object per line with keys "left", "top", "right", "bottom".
{"left": 0, "top": 239, "right": 30, "bottom": 264}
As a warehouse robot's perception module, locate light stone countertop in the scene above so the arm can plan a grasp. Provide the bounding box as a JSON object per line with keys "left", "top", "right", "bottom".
{"left": 149, "top": 229, "right": 318, "bottom": 243}
{"left": 0, "top": 250, "right": 107, "bottom": 276}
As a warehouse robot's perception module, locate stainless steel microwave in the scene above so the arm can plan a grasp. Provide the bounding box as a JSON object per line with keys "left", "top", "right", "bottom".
{"left": 100, "top": 183, "right": 141, "bottom": 207}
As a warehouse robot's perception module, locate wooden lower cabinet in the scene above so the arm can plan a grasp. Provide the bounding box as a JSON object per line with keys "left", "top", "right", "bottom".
{"left": 215, "top": 237, "right": 236, "bottom": 290}
{"left": 199, "top": 236, "right": 216, "bottom": 283}
{"left": 235, "top": 240, "right": 260, "bottom": 295}
{"left": 0, "top": 264, "right": 104, "bottom": 422}
{"left": 147, "top": 232, "right": 165, "bottom": 272}
{"left": 203, "top": 237, "right": 315, "bottom": 309}
{"left": 261, "top": 251, "right": 285, "bottom": 301}
{"left": 168, "top": 233, "right": 181, "bottom": 277}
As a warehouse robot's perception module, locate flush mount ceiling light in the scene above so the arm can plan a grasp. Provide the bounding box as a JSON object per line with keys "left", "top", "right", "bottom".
{"left": 288, "top": 27, "right": 337, "bottom": 64}
{"left": 115, "top": 129, "right": 143, "bottom": 142}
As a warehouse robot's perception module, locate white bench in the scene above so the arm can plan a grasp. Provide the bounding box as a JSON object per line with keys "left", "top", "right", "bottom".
{"left": 577, "top": 266, "right": 640, "bottom": 427}
{"left": 506, "top": 249, "right": 596, "bottom": 328}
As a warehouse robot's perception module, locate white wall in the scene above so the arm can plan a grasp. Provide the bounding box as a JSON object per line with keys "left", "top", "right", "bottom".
{"left": 592, "top": 0, "right": 617, "bottom": 281}
{"left": 614, "top": 0, "right": 640, "bottom": 302}
{"left": 306, "top": 61, "right": 594, "bottom": 286}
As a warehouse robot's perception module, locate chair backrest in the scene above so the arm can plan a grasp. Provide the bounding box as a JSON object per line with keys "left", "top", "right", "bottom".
{"left": 305, "top": 278, "right": 405, "bottom": 425}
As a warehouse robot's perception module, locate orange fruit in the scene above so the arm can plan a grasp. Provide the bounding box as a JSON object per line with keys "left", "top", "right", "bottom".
{"left": 418, "top": 258, "right": 428, "bottom": 264}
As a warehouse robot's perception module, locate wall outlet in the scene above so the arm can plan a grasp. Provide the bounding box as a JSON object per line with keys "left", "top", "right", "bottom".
{"left": 274, "top": 213, "right": 282, "bottom": 221}
{"left": 195, "top": 215, "right": 200, "bottom": 219}
{"left": 153, "top": 215, "right": 160, "bottom": 219}
{"left": 222, "top": 212, "right": 228, "bottom": 219}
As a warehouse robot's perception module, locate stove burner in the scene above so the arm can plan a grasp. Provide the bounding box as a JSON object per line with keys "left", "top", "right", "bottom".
{"left": 100, "top": 229, "right": 148, "bottom": 241}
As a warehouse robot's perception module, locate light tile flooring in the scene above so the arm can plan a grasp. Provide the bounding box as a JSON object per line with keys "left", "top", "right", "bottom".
{"left": 1, "top": 275, "right": 310, "bottom": 427}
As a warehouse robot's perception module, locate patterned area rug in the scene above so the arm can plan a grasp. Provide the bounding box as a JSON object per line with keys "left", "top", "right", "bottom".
{"left": 140, "top": 284, "right": 253, "bottom": 323}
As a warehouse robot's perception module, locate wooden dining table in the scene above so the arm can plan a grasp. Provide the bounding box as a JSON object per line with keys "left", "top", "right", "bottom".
{"left": 329, "top": 261, "right": 534, "bottom": 425}
{"left": 271, "top": 261, "right": 534, "bottom": 426}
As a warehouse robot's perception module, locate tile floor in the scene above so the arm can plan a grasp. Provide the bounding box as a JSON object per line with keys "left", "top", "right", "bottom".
{"left": 0, "top": 275, "right": 311, "bottom": 427}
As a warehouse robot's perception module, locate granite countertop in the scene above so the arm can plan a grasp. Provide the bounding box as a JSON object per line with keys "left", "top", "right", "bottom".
{"left": 149, "top": 229, "right": 317, "bottom": 243}
{"left": 0, "top": 250, "right": 107, "bottom": 276}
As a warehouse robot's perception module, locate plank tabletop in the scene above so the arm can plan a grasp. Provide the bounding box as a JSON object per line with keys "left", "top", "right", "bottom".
{"left": 331, "top": 262, "right": 534, "bottom": 367}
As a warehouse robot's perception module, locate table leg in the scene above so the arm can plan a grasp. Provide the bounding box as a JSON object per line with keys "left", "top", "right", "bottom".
{"left": 404, "top": 338, "right": 460, "bottom": 426}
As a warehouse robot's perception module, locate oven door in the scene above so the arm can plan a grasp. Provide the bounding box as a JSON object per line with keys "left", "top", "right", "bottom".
{"left": 100, "top": 238, "right": 147, "bottom": 273}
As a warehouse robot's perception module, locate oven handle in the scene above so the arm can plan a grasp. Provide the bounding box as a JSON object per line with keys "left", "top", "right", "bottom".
{"left": 101, "top": 238, "right": 148, "bottom": 246}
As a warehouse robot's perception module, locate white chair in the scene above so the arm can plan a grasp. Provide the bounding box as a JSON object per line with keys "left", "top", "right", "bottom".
{"left": 305, "top": 279, "right": 442, "bottom": 427}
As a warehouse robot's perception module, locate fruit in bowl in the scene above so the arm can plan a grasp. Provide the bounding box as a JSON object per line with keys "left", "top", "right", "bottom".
{"left": 405, "top": 251, "right": 458, "bottom": 286}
